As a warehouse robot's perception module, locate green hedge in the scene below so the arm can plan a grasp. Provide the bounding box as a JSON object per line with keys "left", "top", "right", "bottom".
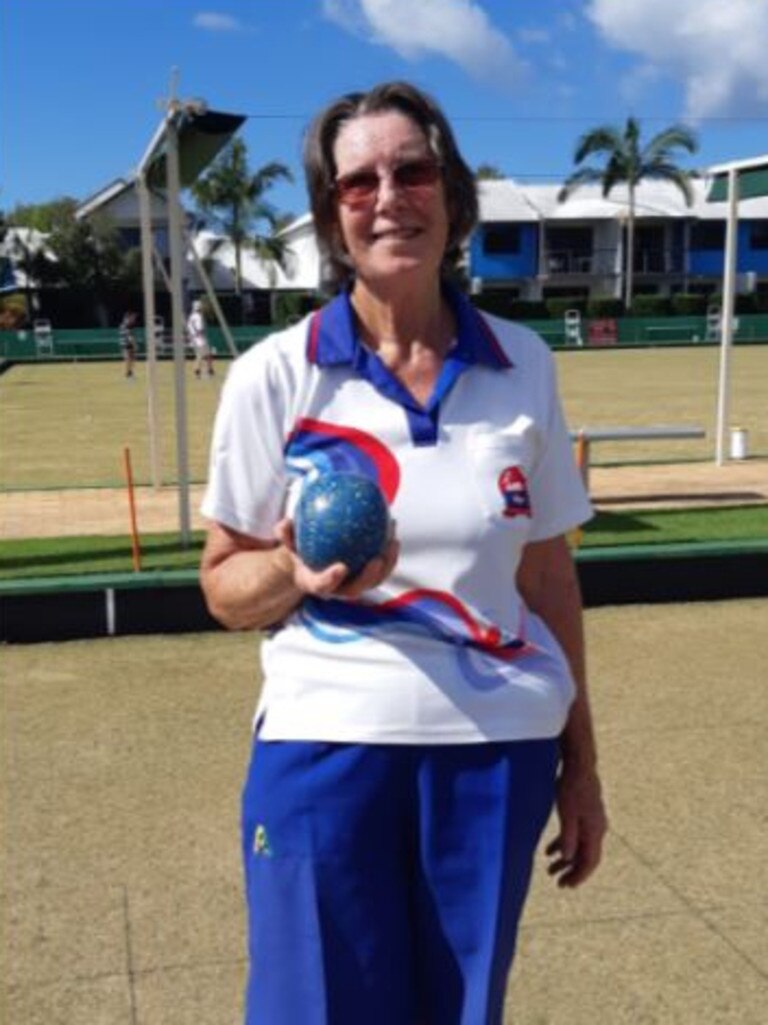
{"left": 670, "top": 294, "right": 709, "bottom": 316}
{"left": 629, "top": 295, "right": 672, "bottom": 316}
{"left": 710, "top": 293, "right": 768, "bottom": 314}
{"left": 586, "top": 297, "right": 625, "bottom": 317}
{"left": 545, "top": 297, "right": 588, "bottom": 318}
{"left": 271, "top": 291, "right": 322, "bottom": 328}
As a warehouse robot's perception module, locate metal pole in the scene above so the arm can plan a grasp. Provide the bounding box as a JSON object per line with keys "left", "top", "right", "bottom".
{"left": 166, "top": 111, "right": 192, "bottom": 544}
{"left": 137, "top": 175, "right": 161, "bottom": 489}
{"left": 715, "top": 167, "right": 739, "bottom": 466}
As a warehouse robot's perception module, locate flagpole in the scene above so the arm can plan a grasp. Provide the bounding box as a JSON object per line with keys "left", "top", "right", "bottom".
{"left": 715, "top": 167, "right": 739, "bottom": 466}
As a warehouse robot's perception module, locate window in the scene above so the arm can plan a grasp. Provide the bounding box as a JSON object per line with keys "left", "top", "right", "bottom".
{"left": 545, "top": 227, "right": 592, "bottom": 253}
{"left": 686, "top": 282, "right": 716, "bottom": 296}
{"left": 632, "top": 284, "right": 659, "bottom": 295}
{"left": 750, "top": 223, "right": 768, "bottom": 250}
{"left": 118, "top": 227, "right": 141, "bottom": 250}
{"left": 483, "top": 223, "right": 521, "bottom": 255}
{"left": 690, "top": 222, "right": 726, "bottom": 249}
{"left": 542, "top": 286, "right": 589, "bottom": 299}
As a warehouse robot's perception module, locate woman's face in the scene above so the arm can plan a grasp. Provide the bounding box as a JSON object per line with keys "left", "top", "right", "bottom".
{"left": 332, "top": 110, "right": 450, "bottom": 289}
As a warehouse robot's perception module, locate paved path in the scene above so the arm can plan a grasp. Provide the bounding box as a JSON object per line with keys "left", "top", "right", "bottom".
{"left": 1, "top": 460, "right": 766, "bottom": 539}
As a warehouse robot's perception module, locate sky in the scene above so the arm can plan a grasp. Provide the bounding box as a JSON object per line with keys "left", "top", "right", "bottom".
{"left": 3, "top": 0, "right": 767, "bottom": 222}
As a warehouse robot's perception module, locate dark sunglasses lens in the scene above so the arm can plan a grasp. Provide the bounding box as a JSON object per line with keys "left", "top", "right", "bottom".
{"left": 336, "top": 160, "right": 440, "bottom": 205}
{"left": 395, "top": 161, "right": 440, "bottom": 188}
{"left": 337, "top": 172, "right": 379, "bottom": 202}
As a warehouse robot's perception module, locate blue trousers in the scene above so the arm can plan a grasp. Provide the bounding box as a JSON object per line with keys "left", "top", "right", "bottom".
{"left": 241, "top": 738, "right": 559, "bottom": 1025}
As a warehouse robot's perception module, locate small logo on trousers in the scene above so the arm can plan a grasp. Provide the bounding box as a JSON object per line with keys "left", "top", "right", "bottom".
{"left": 253, "top": 824, "right": 273, "bottom": 857}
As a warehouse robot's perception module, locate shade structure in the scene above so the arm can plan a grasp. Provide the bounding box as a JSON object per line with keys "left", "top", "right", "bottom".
{"left": 706, "top": 155, "right": 768, "bottom": 465}
{"left": 708, "top": 163, "right": 768, "bottom": 202}
{"left": 137, "top": 104, "right": 245, "bottom": 541}
{"left": 143, "top": 110, "right": 246, "bottom": 190}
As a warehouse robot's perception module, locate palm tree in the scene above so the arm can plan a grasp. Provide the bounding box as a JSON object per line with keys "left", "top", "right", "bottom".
{"left": 558, "top": 118, "right": 698, "bottom": 308}
{"left": 191, "top": 138, "right": 293, "bottom": 296}
{"left": 475, "top": 163, "right": 506, "bottom": 181}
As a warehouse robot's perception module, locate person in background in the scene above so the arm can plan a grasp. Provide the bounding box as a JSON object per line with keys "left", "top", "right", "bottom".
{"left": 200, "top": 80, "right": 607, "bottom": 1025}
{"left": 118, "top": 310, "right": 138, "bottom": 379}
{"left": 187, "top": 299, "right": 214, "bottom": 378}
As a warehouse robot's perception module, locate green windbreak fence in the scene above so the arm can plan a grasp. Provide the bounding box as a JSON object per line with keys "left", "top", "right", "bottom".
{"left": 0, "top": 325, "right": 273, "bottom": 360}
{"left": 4, "top": 316, "right": 768, "bottom": 360}
{"left": 523, "top": 314, "right": 768, "bottom": 347}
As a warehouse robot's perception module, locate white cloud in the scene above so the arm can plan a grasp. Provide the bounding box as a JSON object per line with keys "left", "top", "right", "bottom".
{"left": 517, "top": 28, "right": 551, "bottom": 45}
{"left": 587, "top": 0, "right": 768, "bottom": 119}
{"left": 193, "top": 12, "right": 242, "bottom": 32}
{"left": 323, "top": 0, "right": 525, "bottom": 88}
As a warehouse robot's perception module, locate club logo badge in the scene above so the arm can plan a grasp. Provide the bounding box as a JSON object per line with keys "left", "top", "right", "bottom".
{"left": 497, "top": 466, "right": 532, "bottom": 518}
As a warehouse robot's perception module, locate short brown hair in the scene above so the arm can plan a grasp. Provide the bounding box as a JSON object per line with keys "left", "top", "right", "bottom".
{"left": 303, "top": 81, "right": 478, "bottom": 293}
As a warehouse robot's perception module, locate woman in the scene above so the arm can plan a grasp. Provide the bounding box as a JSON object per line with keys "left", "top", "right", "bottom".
{"left": 200, "top": 81, "right": 607, "bottom": 1025}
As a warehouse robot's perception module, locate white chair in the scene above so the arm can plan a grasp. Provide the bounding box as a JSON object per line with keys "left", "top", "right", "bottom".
{"left": 705, "top": 306, "right": 721, "bottom": 342}
{"left": 564, "top": 309, "right": 583, "bottom": 347}
{"left": 33, "top": 319, "right": 54, "bottom": 355}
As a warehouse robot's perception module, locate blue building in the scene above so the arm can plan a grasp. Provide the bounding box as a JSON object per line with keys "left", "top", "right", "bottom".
{"left": 470, "top": 176, "right": 768, "bottom": 306}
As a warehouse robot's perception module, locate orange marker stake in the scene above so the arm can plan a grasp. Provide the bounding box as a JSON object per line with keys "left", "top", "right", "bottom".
{"left": 123, "top": 446, "right": 142, "bottom": 572}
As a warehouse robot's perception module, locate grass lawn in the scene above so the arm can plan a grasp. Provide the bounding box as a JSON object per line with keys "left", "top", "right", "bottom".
{"left": 556, "top": 344, "right": 768, "bottom": 465}
{"left": 1, "top": 346, "right": 767, "bottom": 489}
{"left": 0, "top": 361, "right": 223, "bottom": 489}
{"left": 583, "top": 504, "right": 768, "bottom": 547}
{"left": 1, "top": 505, "right": 765, "bottom": 581}
{"left": 0, "top": 532, "right": 206, "bottom": 580}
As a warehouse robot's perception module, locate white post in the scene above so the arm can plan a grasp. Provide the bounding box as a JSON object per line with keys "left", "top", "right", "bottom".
{"left": 537, "top": 219, "right": 546, "bottom": 290}
{"left": 166, "top": 110, "right": 192, "bottom": 544}
{"left": 715, "top": 167, "right": 739, "bottom": 466}
{"left": 138, "top": 175, "right": 161, "bottom": 489}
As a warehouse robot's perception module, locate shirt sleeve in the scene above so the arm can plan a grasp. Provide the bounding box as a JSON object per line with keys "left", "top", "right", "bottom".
{"left": 200, "top": 342, "right": 291, "bottom": 538}
{"left": 527, "top": 344, "right": 593, "bottom": 542}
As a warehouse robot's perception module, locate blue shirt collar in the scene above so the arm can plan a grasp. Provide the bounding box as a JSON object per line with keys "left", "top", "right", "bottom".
{"left": 306, "top": 283, "right": 513, "bottom": 370}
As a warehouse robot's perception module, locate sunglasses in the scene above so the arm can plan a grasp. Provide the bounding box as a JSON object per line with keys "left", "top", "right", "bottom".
{"left": 334, "top": 158, "right": 442, "bottom": 207}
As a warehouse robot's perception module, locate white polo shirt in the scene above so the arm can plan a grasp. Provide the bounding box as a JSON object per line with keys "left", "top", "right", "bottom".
{"left": 187, "top": 310, "right": 209, "bottom": 352}
{"left": 202, "top": 286, "right": 593, "bottom": 744}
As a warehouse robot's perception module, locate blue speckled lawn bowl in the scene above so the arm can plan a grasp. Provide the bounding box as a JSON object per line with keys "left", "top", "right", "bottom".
{"left": 295, "top": 472, "right": 390, "bottom": 577}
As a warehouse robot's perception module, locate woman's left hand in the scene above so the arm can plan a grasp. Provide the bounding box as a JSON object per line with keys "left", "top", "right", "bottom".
{"left": 545, "top": 765, "right": 608, "bottom": 888}
{"left": 274, "top": 518, "right": 399, "bottom": 600}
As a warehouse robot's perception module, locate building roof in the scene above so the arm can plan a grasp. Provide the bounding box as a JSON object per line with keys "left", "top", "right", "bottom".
{"left": 517, "top": 178, "right": 768, "bottom": 221}
{"left": 76, "top": 178, "right": 136, "bottom": 220}
{"left": 477, "top": 179, "right": 541, "bottom": 221}
{"left": 76, "top": 177, "right": 171, "bottom": 225}
{"left": 189, "top": 229, "right": 319, "bottom": 290}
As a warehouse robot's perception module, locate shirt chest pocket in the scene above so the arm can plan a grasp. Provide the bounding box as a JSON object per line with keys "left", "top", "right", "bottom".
{"left": 467, "top": 431, "right": 538, "bottom": 529}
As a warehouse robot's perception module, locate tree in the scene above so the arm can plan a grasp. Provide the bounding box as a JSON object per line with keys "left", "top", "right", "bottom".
{"left": 8, "top": 197, "right": 81, "bottom": 233}
{"left": 558, "top": 117, "right": 698, "bottom": 308}
{"left": 45, "top": 208, "right": 131, "bottom": 325}
{"left": 6, "top": 199, "right": 142, "bottom": 325}
{"left": 191, "top": 138, "right": 293, "bottom": 296}
{"left": 475, "top": 163, "right": 505, "bottom": 180}
{"left": 48, "top": 212, "right": 124, "bottom": 287}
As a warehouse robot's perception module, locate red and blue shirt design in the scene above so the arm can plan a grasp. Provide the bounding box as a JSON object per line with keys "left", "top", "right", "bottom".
{"left": 202, "top": 285, "right": 593, "bottom": 743}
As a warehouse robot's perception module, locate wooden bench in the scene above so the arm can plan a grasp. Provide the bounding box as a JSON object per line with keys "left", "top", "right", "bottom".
{"left": 570, "top": 426, "right": 706, "bottom": 487}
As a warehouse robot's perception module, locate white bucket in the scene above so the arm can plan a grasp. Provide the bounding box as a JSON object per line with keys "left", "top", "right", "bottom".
{"left": 730, "top": 427, "right": 748, "bottom": 460}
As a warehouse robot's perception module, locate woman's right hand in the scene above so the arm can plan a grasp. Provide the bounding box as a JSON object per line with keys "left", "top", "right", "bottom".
{"left": 274, "top": 518, "right": 399, "bottom": 600}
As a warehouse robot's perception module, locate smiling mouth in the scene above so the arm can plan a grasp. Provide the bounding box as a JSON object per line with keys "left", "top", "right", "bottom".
{"left": 372, "top": 227, "right": 423, "bottom": 242}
